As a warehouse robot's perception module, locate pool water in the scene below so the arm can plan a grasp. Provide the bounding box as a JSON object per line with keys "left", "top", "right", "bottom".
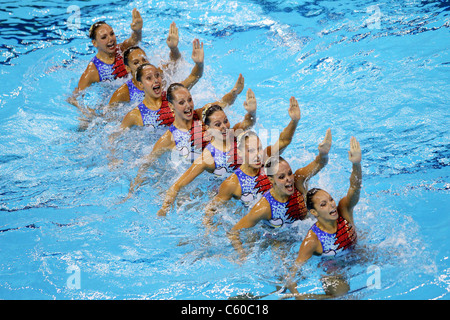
{"left": 0, "top": 0, "right": 449, "bottom": 300}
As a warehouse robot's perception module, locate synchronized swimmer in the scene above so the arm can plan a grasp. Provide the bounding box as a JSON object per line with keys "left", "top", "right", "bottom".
{"left": 68, "top": 9, "right": 143, "bottom": 112}
{"left": 70, "top": 10, "right": 364, "bottom": 299}
{"left": 203, "top": 96, "right": 302, "bottom": 227}
{"left": 108, "top": 22, "right": 181, "bottom": 107}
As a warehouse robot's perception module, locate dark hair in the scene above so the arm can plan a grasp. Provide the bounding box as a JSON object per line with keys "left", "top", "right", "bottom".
{"left": 89, "top": 21, "right": 107, "bottom": 40}
{"left": 203, "top": 104, "right": 223, "bottom": 126}
{"left": 167, "top": 83, "right": 187, "bottom": 104}
{"left": 123, "top": 46, "right": 143, "bottom": 66}
{"left": 264, "top": 156, "right": 287, "bottom": 177}
{"left": 135, "top": 63, "right": 157, "bottom": 83}
{"left": 306, "top": 188, "right": 323, "bottom": 210}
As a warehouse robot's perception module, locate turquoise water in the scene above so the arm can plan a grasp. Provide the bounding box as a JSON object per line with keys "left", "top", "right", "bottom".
{"left": 0, "top": 0, "right": 449, "bottom": 300}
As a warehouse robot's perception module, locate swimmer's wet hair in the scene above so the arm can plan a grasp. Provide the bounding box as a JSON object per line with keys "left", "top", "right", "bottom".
{"left": 123, "top": 46, "right": 144, "bottom": 66}
{"left": 264, "top": 156, "right": 287, "bottom": 177}
{"left": 89, "top": 21, "right": 107, "bottom": 40}
{"left": 135, "top": 63, "right": 157, "bottom": 82}
{"left": 202, "top": 104, "right": 223, "bottom": 126}
{"left": 167, "top": 83, "right": 187, "bottom": 104}
{"left": 306, "top": 188, "right": 324, "bottom": 210}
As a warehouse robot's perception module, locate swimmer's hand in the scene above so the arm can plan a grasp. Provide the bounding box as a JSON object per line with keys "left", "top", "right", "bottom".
{"left": 156, "top": 189, "right": 176, "bottom": 217}
{"left": 227, "top": 230, "right": 249, "bottom": 264}
{"left": 166, "top": 22, "right": 179, "bottom": 49}
{"left": 157, "top": 207, "right": 168, "bottom": 217}
{"left": 108, "top": 157, "right": 124, "bottom": 171}
{"left": 288, "top": 96, "right": 301, "bottom": 122}
{"left": 219, "top": 74, "right": 245, "bottom": 108}
{"left": 318, "top": 128, "right": 332, "bottom": 156}
{"left": 348, "top": 136, "right": 361, "bottom": 164}
{"left": 117, "top": 187, "right": 135, "bottom": 205}
{"left": 191, "top": 39, "right": 204, "bottom": 65}
{"left": 232, "top": 73, "right": 245, "bottom": 96}
{"left": 67, "top": 95, "right": 79, "bottom": 108}
{"left": 243, "top": 88, "right": 257, "bottom": 114}
{"left": 130, "top": 8, "right": 143, "bottom": 32}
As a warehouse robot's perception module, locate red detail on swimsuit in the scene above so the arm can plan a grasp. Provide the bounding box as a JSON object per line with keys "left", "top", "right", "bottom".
{"left": 190, "top": 114, "right": 210, "bottom": 151}
{"left": 254, "top": 170, "right": 272, "bottom": 194}
{"left": 334, "top": 216, "right": 357, "bottom": 251}
{"left": 285, "top": 189, "right": 308, "bottom": 221}
{"left": 112, "top": 46, "right": 128, "bottom": 79}
{"left": 156, "top": 92, "right": 175, "bottom": 127}
{"left": 226, "top": 139, "right": 242, "bottom": 172}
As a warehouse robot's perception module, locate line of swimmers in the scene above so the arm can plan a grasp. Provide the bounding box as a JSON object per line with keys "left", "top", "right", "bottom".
{"left": 68, "top": 10, "right": 363, "bottom": 299}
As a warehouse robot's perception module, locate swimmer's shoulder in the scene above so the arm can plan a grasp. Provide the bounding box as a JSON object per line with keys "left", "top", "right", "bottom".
{"left": 301, "top": 229, "right": 323, "bottom": 256}
{"left": 155, "top": 128, "right": 176, "bottom": 150}
{"left": 199, "top": 145, "right": 217, "bottom": 172}
{"left": 109, "top": 83, "right": 131, "bottom": 105}
{"left": 121, "top": 107, "right": 143, "bottom": 128}
{"left": 86, "top": 60, "right": 101, "bottom": 79}
{"left": 78, "top": 62, "right": 100, "bottom": 90}
{"left": 247, "top": 194, "right": 271, "bottom": 220}
{"left": 219, "top": 173, "right": 241, "bottom": 199}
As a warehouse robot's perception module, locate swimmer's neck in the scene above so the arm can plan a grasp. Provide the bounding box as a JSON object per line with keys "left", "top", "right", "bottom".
{"left": 96, "top": 50, "right": 115, "bottom": 63}
{"left": 131, "top": 75, "right": 139, "bottom": 86}
{"left": 142, "top": 94, "right": 163, "bottom": 110}
{"left": 270, "top": 187, "right": 290, "bottom": 203}
{"left": 211, "top": 135, "right": 234, "bottom": 151}
{"left": 239, "top": 163, "right": 260, "bottom": 177}
{"left": 173, "top": 117, "right": 193, "bottom": 131}
{"left": 316, "top": 218, "right": 338, "bottom": 234}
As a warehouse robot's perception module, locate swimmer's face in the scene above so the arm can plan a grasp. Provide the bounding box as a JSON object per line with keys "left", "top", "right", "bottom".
{"left": 92, "top": 24, "right": 117, "bottom": 54}
{"left": 138, "top": 65, "right": 163, "bottom": 98}
{"left": 169, "top": 87, "right": 195, "bottom": 121}
{"left": 127, "top": 49, "right": 149, "bottom": 76}
{"left": 268, "top": 160, "right": 295, "bottom": 196}
{"left": 206, "top": 111, "right": 232, "bottom": 141}
{"left": 239, "top": 135, "right": 263, "bottom": 169}
{"left": 309, "top": 190, "right": 338, "bottom": 221}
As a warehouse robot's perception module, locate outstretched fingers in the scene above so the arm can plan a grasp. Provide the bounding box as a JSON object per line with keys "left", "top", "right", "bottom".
{"left": 233, "top": 74, "right": 245, "bottom": 95}
{"left": 191, "top": 39, "right": 204, "bottom": 64}
{"left": 318, "top": 128, "right": 332, "bottom": 155}
{"left": 288, "top": 96, "right": 301, "bottom": 121}
{"left": 130, "top": 8, "right": 143, "bottom": 31}
{"left": 348, "top": 136, "right": 362, "bottom": 164}
{"left": 243, "top": 88, "right": 257, "bottom": 113}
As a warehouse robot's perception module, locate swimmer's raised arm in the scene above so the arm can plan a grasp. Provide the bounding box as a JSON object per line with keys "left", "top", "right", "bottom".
{"left": 67, "top": 63, "right": 100, "bottom": 109}
{"left": 265, "top": 96, "right": 301, "bottom": 159}
{"left": 119, "top": 9, "right": 143, "bottom": 52}
{"left": 232, "top": 88, "right": 257, "bottom": 132}
{"left": 180, "top": 39, "right": 204, "bottom": 90}
{"left": 228, "top": 198, "right": 271, "bottom": 260}
{"left": 203, "top": 174, "right": 239, "bottom": 229}
{"left": 195, "top": 74, "right": 245, "bottom": 119}
{"left": 337, "top": 136, "right": 362, "bottom": 225}
{"left": 166, "top": 22, "right": 181, "bottom": 62}
{"left": 106, "top": 110, "right": 142, "bottom": 168}
{"left": 127, "top": 130, "right": 176, "bottom": 199}
{"left": 157, "top": 150, "right": 214, "bottom": 216}
{"left": 216, "top": 74, "right": 245, "bottom": 109}
{"left": 286, "top": 230, "right": 321, "bottom": 295}
{"left": 294, "top": 128, "right": 332, "bottom": 195}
